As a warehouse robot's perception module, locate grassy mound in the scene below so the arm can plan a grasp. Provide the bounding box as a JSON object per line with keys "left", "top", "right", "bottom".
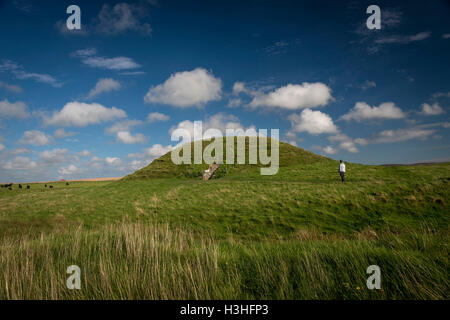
{"left": 124, "top": 137, "right": 329, "bottom": 180}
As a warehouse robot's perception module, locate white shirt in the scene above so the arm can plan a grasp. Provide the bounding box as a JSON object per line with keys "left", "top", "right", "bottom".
{"left": 339, "top": 163, "right": 346, "bottom": 173}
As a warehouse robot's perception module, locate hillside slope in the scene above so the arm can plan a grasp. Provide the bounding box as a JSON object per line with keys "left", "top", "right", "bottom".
{"left": 124, "top": 137, "right": 331, "bottom": 180}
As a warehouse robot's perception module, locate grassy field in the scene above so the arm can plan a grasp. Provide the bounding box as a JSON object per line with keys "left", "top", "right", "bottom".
{"left": 0, "top": 139, "right": 448, "bottom": 299}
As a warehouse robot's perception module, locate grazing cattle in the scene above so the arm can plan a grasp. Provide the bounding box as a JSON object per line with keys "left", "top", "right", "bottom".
{"left": 8, "top": 187, "right": 12, "bottom": 190}
{"left": 45, "top": 184, "right": 47, "bottom": 187}
{"left": 49, "top": 185, "right": 53, "bottom": 189}
{"left": 19, "top": 184, "right": 22, "bottom": 189}
{"left": 26, "top": 185, "right": 30, "bottom": 189}
{"left": 66, "top": 182, "right": 69, "bottom": 186}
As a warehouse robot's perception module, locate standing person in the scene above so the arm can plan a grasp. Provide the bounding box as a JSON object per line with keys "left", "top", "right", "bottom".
{"left": 338, "top": 160, "right": 346, "bottom": 183}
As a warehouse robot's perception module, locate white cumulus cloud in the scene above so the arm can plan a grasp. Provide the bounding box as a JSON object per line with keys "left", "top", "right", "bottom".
{"left": 420, "top": 103, "right": 445, "bottom": 116}
{"left": 87, "top": 78, "right": 121, "bottom": 99}
{"left": 0, "top": 99, "right": 29, "bottom": 119}
{"left": 44, "top": 102, "right": 126, "bottom": 127}
{"left": 143, "top": 144, "right": 173, "bottom": 158}
{"left": 53, "top": 128, "right": 77, "bottom": 139}
{"left": 39, "top": 148, "right": 69, "bottom": 164}
{"left": 328, "top": 133, "right": 364, "bottom": 153}
{"left": 3, "top": 156, "right": 37, "bottom": 170}
{"left": 58, "top": 164, "right": 79, "bottom": 176}
{"left": 249, "top": 82, "right": 333, "bottom": 109}
{"left": 116, "top": 131, "right": 146, "bottom": 144}
{"left": 144, "top": 68, "right": 222, "bottom": 107}
{"left": 341, "top": 102, "right": 405, "bottom": 122}
{"left": 105, "top": 119, "right": 143, "bottom": 134}
{"left": 77, "top": 150, "right": 91, "bottom": 157}
{"left": 105, "top": 157, "right": 122, "bottom": 166}
{"left": 323, "top": 146, "right": 338, "bottom": 155}
{"left": 288, "top": 109, "right": 338, "bottom": 135}
{"left": 169, "top": 113, "right": 254, "bottom": 142}
{"left": 19, "top": 130, "right": 52, "bottom": 146}
{"left": 147, "top": 112, "right": 170, "bottom": 123}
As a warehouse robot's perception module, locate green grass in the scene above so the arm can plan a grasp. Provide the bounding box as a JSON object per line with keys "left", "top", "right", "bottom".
{"left": 0, "top": 223, "right": 447, "bottom": 299}
{"left": 0, "top": 139, "right": 448, "bottom": 299}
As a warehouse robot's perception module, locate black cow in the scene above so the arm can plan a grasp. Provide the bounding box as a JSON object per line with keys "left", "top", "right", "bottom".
{"left": 19, "top": 184, "right": 22, "bottom": 189}
{"left": 66, "top": 182, "right": 69, "bottom": 186}
{"left": 26, "top": 185, "right": 30, "bottom": 189}
{"left": 49, "top": 185, "right": 53, "bottom": 189}
{"left": 45, "top": 184, "right": 47, "bottom": 187}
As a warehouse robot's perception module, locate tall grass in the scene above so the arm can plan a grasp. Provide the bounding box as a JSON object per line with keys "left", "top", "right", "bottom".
{"left": 0, "top": 223, "right": 447, "bottom": 299}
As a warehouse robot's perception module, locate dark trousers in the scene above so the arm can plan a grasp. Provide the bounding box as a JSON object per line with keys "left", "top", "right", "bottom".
{"left": 339, "top": 172, "right": 345, "bottom": 182}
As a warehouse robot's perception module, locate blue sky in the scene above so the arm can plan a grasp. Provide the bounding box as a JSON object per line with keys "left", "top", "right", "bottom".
{"left": 0, "top": 0, "right": 449, "bottom": 182}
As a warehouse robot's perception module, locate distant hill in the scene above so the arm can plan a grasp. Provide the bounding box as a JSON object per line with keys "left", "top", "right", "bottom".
{"left": 124, "top": 137, "right": 330, "bottom": 180}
